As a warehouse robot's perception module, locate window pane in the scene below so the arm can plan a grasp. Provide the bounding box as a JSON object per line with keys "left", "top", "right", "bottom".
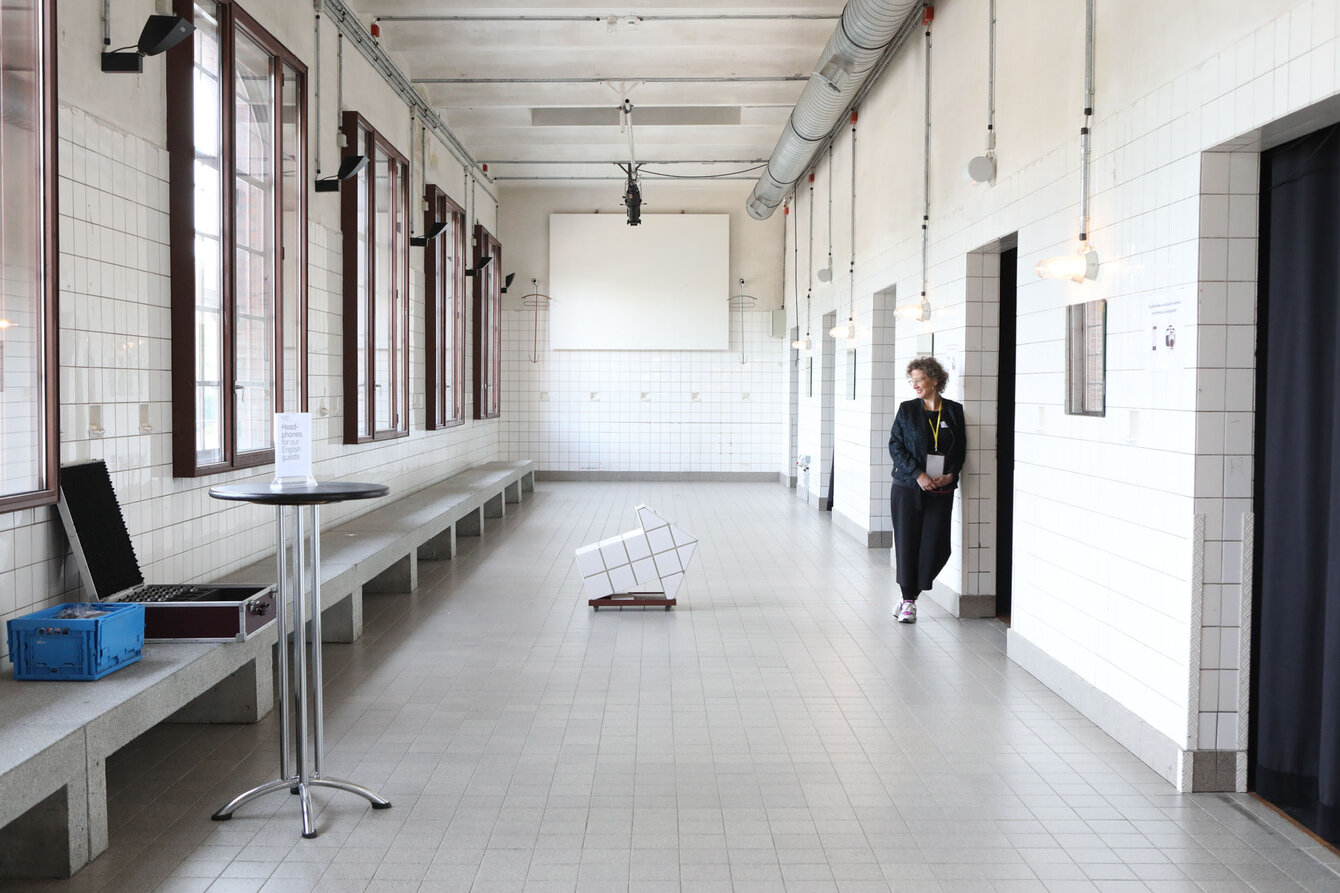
{"left": 0, "top": 0, "right": 49, "bottom": 498}
{"left": 233, "top": 28, "right": 275, "bottom": 454}
{"left": 373, "top": 154, "right": 392, "bottom": 431}
{"left": 393, "top": 160, "right": 406, "bottom": 431}
{"left": 452, "top": 212, "right": 465, "bottom": 420}
{"left": 173, "top": 1, "right": 306, "bottom": 475}
{"left": 193, "top": 1, "right": 225, "bottom": 466}
{"left": 434, "top": 196, "right": 450, "bottom": 424}
{"left": 279, "top": 63, "right": 302, "bottom": 412}
{"left": 355, "top": 143, "right": 368, "bottom": 435}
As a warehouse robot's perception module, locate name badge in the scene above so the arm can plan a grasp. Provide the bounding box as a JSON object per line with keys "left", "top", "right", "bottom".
{"left": 925, "top": 454, "right": 946, "bottom": 478}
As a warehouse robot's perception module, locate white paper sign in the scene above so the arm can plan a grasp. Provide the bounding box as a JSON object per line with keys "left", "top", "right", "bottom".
{"left": 272, "top": 413, "right": 316, "bottom": 488}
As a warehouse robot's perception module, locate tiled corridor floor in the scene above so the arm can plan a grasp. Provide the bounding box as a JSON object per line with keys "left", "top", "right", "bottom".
{"left": 10, "top": 482, "right": 1340, "bottom": 892}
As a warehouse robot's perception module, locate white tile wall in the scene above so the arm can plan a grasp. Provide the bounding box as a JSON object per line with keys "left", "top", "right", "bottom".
{"left": 959, "top": 249, "right": 1003, "bottom": 600}
{"left": 1191, "top": 150, "right": 1258, "bottom": 767}
{"left": 499, "top": 306, "right": 784, "bottom": 473}
{"left": 1, "top": 106, "right": 503, "bottom": 667}
{"left": 778, "top": 0, "right": 1340, "bottom": 774}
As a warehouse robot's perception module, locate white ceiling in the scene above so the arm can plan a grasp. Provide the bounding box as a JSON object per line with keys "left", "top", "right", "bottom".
{"left": 348, "top": 2, "right": 848, "bottom": 182}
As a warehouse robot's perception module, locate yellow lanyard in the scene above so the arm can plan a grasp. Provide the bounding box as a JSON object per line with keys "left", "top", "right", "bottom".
{"left": 928, "top": 404, "right": 943, "bottom": 453}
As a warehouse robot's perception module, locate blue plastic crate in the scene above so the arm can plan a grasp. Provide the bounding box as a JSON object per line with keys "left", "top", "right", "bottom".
{"left": 7, "top": 603, "right": 145, "bottom": 681}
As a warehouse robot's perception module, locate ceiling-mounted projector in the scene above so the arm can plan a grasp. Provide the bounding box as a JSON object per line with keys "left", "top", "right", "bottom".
{"left": 624, "top": 178, "right": 642, "bottom": 226}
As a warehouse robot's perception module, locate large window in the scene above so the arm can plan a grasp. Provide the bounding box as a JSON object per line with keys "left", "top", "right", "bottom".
{"left": 472, "top": 225, "right": 501, "bottom": 420}
{"left": 425, "top": 185, "right": 465, "bottom": 429}
{"left": 341, "top": 112, "right": 409, "bottom": 443}
{"left": 0, "top": 0, "right": 57, "bottom": 512}
{"left": 168, "top": 0, "right": 307, "bottom": 476}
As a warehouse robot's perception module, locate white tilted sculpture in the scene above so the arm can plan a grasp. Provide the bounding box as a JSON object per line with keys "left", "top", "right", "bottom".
{"left": 575, "top": 504, "right": 698, "bottom": 609}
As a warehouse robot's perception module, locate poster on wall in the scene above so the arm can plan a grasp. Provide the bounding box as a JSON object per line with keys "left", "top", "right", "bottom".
{"left": 1145, "top": 289, "right": 1190, "bottom": 371}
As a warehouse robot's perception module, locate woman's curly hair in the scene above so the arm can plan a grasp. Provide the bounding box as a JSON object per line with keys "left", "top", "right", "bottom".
{"left": 906, "top": 356, "right": 949, "bottom": 393}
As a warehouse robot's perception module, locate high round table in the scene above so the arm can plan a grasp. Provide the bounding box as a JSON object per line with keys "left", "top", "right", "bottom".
{"left": 207, "top": 481, "right": 391, "bottom": 838}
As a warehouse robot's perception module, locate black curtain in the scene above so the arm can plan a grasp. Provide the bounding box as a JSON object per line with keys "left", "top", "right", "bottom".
{"left": 1254, "top": 123, "right": 1340, "bottom": 844}
{"left": 996, "top": 247, "right": 1017, "bottom": 618}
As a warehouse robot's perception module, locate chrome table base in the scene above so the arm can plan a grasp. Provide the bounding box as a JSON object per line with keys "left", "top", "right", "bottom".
{"left": 211, "top": 502, "right": 390, "bottom": 838}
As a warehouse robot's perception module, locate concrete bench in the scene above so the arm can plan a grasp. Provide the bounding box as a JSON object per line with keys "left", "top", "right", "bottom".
{"left": 0, "top": 631, "right": 273, "bottom": 878}
{"left": 0, "top": 460, "right": 534, "bottom": 878}
{"left": 220, "top": 460, "right": 534, "bottom": 643}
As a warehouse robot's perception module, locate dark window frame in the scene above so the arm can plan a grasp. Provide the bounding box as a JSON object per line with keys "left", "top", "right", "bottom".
{"left": 0, "top": 0, "right": 59, "bottom": 513}
{"left": 472, "top": 224, "right": 502, "bottom": 420}
{"left": 340, "top": 111, "right": 410, "bottom": 443}
{"left": 167, "top": 0, "right": 309, "bottom": 477}
{"left": 425, "top": 185, "right": 466, "bottom": 430}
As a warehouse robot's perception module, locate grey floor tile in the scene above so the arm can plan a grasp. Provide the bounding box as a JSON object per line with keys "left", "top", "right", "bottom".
{"left": 19, "top": 483, "right": 1340, "bottom": 893}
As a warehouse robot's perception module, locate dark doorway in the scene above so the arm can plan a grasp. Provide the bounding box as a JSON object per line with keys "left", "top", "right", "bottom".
{"left": 1252, "top": 123, "right": 1340, "bottom": 846}
{"left": 996, "top": 246, "right": 1017, "bottom": 620}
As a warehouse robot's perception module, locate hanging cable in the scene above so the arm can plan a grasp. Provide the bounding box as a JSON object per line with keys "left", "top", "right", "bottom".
{"left": 831, "top": 114, "right": 857, "bottom": 340}
{"left": 1080, "top": 0, "right": 1093, "bottom": 243}
{"left": 819, "top": 145, "right": 834, "bottom": 282}
{"left": 313, "top": 2, "right": 322, "bottom": 178}
{"left": 791, "top": 192, "right": 808, "bottom": 351}
{"left": 781, "top": 200, "right": 789, "bottom": 311}
{"left": 921, "top": 18, "right": 931, "bottom": 306}
{"left": 408, "top": 107, "right": 417, "bottom": 238}
{"left": 966, "top": 0, "right": 998, "bottom": 184}
{"left": 804, "top": 175, "right": 814, "bottom": 349}
{"left": 638, "top": 164, "right": 767, "bottom": 179}
{"left": 1035, "top": 0, "right": 1100, "bottom": 281}
{"left": 988, "top": 0, "right": 997, "bottom": 155}
{"left": 849, "top": 117, "right": 856, "bottom": 329}
{"left": 895, "top": 16, "right": 938, "bottom": 320}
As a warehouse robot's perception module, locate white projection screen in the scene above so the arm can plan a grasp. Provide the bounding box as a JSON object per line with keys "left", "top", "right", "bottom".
{"left": 549, "top": 213, "right": 730, "bottom": 350}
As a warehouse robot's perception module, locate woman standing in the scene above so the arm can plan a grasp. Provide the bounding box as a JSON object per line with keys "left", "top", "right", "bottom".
{"left": 888, "top": 357, "right": 967, "bottom": 623}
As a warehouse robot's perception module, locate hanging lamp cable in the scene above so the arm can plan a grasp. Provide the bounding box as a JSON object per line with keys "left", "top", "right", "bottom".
{"left": 806, "top": 176, "right": 814, "bottom": 348}
{"left": 848, "top": 115, "right": 856, "bottom": 330}
{"left": 1035, "top": 0, "right": 1099, "bottom": 281}
{"left": 921, "top": 18, "right": 931, "bottom": 305}
{"left": 832, "top": 113, "right": 858, "bottom": 339}
{"left": 820, "top": 145, "right": 834, "bottom": 282}
{"left": 987, "top": 0, "right": 997, "bottom": 155}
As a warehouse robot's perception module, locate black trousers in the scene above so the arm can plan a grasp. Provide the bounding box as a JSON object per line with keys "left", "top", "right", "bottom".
{"left": 890, "top": 483, "right": 955, "bottom": 595}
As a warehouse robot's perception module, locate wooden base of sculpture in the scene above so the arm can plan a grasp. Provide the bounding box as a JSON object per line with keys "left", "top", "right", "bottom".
{"left": 589, "top": 592, "right": 675, "bottom": 611}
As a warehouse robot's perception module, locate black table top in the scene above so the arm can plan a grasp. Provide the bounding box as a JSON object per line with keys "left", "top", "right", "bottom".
{"left": 209, "top": 481, "right": 389, "bottom": 505}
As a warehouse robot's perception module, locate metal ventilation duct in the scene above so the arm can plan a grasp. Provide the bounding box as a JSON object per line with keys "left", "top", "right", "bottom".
{"left": 746, "top": 0, "right": 922, "bottom": 220}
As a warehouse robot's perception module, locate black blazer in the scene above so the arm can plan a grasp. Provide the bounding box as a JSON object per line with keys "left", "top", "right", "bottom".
{"left": 888, "top": 397, "right": 967, "bottom": 491}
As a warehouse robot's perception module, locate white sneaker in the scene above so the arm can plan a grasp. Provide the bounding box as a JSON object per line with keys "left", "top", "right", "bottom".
{"left": 897, "top": 600, "right": 917, "bottom": 623}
